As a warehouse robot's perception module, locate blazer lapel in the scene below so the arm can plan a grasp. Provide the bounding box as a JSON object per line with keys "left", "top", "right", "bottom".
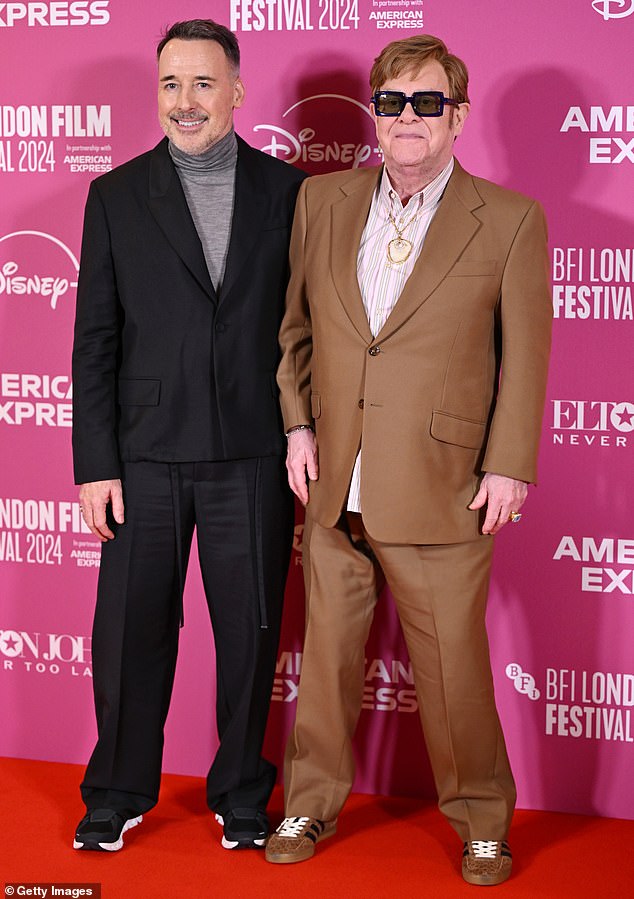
{"left": 375, "top": 160, "right": 484, "bottom": 342}
{"left": 147, "top": 139, "right": 216, "bottom": 303}
{"left": 330, "top": 167, "right": 380, "bottom": 343}
{"left": 219, "top": 138, "right": 266, "bottom": 305}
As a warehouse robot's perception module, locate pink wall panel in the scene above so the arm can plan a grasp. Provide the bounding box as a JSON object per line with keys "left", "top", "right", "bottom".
{"left": 1, "top": 0, "right": 633, "bottom": 819}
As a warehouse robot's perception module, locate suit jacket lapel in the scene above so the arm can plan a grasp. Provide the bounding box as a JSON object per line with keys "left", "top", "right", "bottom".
{"left": 330, "top": 167, "right": 380, "bottom": 343}
{"left": 375, "top": 160, "right": 484, "bottom": 342}
{"left": 147, "top": 138, "right": 216, "bottom": 303}
{"left": 219, "top": 137, "right": 266, "bottom": 305}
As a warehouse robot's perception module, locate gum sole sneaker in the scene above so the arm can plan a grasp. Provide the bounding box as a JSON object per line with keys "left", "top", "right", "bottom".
{"left": 462, "top": 840, "right": 512, "bottom": 886}
{"left": 265, "top": 816, "right": 337, "bottom": 864}
{"left": 215, "top": 808, "right": 268, "bottom": 849}
{"left": 73, "top": 809, "right": 142, "bottom": 851}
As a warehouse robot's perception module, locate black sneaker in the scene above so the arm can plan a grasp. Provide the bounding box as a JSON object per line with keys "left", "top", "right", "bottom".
{"left": 73, "top": 808, "right": 142, "bottom": 851}
{"left": 215, "top": 808, "right": 268, "bottom": 849}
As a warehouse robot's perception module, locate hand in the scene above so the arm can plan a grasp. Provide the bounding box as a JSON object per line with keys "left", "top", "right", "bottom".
{"left": 79, "top": 479, "right": 124, "bottom": 542}
{"left": 468, "top": 472, "right": 528, "bottom": 536}
{"left": 286, "top": 428, "right": 318, "bottom": 505}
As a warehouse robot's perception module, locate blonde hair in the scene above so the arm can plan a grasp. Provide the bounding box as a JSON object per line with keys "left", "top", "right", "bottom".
{"left": 370, "top": 34, "right": 469, "bottom": 103}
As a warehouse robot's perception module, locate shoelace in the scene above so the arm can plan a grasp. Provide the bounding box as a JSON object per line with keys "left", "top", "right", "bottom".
{"left": 276, "top": 816, "right": 311, "bottom": 838}
{"left": 470, "top": 840, "right": 500, "bottom": 858}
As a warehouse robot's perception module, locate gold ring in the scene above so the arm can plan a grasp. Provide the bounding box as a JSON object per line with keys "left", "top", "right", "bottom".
{"left": 508, "top": 512, "right": 522, "bottom": 523}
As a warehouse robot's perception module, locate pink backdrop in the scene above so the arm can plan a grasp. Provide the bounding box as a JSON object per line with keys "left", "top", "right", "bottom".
{"left": 1, "top": 0, "right": 633, "bottom": 820}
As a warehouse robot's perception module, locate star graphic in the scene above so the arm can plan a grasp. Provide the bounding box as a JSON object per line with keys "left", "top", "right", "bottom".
{"left": 611, "top": 402, "right": 634, "bottom": 432}
{"left": 0, "top": 631, "right": 22, "bottom": 657}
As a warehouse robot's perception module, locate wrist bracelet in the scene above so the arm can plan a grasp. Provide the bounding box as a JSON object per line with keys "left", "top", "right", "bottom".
{"left": 286, "top": 424, "right": 313, "bottom": 437}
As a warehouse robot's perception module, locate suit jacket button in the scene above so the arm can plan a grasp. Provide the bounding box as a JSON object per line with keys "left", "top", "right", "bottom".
{"left": 368, "top": 346, "right": 380, "bottom": 356}
{"left": 358, "top": 399, "right": 364, "bottom": 409}
{"left": 215, "top": 322, "right": 226, "bottom": 333}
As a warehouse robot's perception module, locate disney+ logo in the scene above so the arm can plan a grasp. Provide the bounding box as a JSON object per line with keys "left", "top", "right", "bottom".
{"left": 591, "top": 0, "right": 634, "bottom": 20}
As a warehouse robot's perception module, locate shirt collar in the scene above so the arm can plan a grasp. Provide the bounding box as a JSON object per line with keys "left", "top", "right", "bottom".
{"left": 380, "top": 156, "right": 455, "bottom": 214}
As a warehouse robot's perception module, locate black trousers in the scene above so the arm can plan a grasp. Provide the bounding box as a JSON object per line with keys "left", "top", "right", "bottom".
{"left": 80, "top": 457, "right": 293, "bottom": 818}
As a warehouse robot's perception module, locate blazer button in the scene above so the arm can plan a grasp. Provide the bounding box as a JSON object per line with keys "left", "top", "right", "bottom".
{"left": 358, "top": 399, "right": 364, "bottom": 409}
{"left": 215, "top": 322, "right": 226, "bottom": 333}
{"left": 368, "top": 346, "right": 381, "bottom": 356}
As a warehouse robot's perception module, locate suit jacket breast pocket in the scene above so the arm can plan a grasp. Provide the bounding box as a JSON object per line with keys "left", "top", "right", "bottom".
{"left": 446, "top": 260, "right": 498, "bottom": 278}
{"left": 118, "top": 378, "right": 161, "bottom": 406}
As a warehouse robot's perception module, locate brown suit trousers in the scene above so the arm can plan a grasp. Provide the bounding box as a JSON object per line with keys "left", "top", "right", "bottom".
{"left": 284, "top": 510, "right": 516, "bottom": 841}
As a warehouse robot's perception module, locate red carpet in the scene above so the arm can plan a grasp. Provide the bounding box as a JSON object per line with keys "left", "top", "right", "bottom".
{"left": 2, "top": 757, "right": 633, "bottom": 898}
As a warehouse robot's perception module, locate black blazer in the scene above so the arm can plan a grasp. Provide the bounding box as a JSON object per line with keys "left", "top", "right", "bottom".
{"left": 72, "top": 136, "right": 306, "bottom": 484}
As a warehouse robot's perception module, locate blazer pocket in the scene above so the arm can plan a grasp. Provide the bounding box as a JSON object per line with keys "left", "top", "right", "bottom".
{"left": 446, "top": 259, "right": 498, "bottom": 277}
{"left": 431, "top": 410, "right": 486, "bottom": 449}
{"left": 118, "top": 378, "right": 161, "bottom": 406}
{"left": 311, "top": 393, "right": 321, "bottom": 419}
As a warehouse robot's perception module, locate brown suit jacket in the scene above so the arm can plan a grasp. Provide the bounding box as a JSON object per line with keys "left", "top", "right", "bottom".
{"left": 277, "top": 159, "right": 552, "bottom": 544}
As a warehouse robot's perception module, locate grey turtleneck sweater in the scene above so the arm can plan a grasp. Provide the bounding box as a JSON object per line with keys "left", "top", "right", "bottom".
{"left": 169, "top": 129, "right": 238, "bottom": 292}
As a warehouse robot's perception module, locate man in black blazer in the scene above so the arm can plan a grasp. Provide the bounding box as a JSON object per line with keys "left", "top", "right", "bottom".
{"left": 71, "top": 19, "right": 305, "bottom": 853}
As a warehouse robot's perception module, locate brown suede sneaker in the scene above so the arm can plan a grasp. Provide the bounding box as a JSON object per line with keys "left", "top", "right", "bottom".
{"left": 265, "top": 816, "right": 337, "bottom": 864}
{"left": 462, "top": 840, "right": 512, "bottom": 885}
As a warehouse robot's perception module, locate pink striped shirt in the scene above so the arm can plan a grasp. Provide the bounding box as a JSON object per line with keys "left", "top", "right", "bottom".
{"left": 346, "top": 158, "right": 454, "bottom": 513}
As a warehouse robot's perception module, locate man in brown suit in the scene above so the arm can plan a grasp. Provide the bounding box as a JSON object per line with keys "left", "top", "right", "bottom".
{"left": 265, "top": 35, "right": 551, "bottom": 885}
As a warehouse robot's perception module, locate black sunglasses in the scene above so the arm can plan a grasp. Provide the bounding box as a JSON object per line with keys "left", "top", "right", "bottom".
{"left": 371, "top": 90, "right": 461, "bottom": 118}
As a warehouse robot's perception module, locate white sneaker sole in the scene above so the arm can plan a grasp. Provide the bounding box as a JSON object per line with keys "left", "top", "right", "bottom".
{"left": 73, "top": 814, "right": 143, "bottom": 851}
{"left": 215, "top": 813, "right": 266, "bottom": 849}
{"left": 221, "top": 836, "right": 266, "bottom": 849}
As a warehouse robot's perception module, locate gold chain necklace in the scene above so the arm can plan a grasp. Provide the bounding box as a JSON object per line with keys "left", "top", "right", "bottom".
{"left": 386, "top": 197, "right": 424, "bottom": 265}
